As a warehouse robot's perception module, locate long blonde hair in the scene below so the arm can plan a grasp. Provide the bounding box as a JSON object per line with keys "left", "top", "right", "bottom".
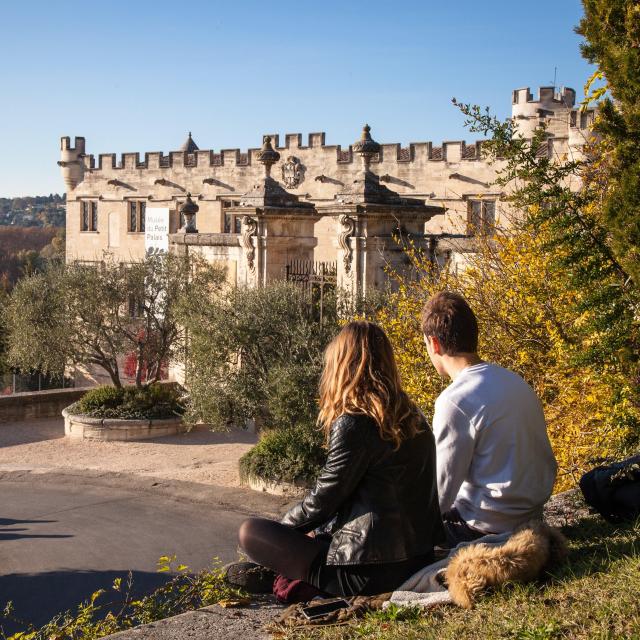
{"left": 317, "top": 321, "right": 422, "bottom": 448}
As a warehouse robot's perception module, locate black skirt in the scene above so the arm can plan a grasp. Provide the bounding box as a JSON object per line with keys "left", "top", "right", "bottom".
{"left": 307, "top": 544, "right": 433, "bottom": 597}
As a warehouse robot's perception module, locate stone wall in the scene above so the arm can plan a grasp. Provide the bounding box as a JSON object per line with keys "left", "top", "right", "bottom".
{"left": 0, "top": 387, "right": 92, "bottom": 423}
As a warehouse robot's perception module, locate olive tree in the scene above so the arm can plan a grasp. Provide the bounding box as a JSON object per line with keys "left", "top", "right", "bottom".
{"left": 5, "top": 252, "right": 225, "bottom": 389}
{"left": 178, "top": 281, "right": 341, "bottom": 430}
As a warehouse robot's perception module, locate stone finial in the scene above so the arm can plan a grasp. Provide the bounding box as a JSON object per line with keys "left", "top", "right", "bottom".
{"left": 353, "top": 124, "right": 380, "bottom": 155}
{"left": 256, "top": 136, "right": 281, "bottom": 177}
{"left": 352, "top": 124, "right": 380, "bottom": 171}
{"left": 179, "top": 192, "right": 199, "bottom": 233}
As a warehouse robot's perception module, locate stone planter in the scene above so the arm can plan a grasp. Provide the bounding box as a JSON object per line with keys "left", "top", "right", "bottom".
{"left": 62, "top": 407, "right": 186, "bottom": 441}
{"left": 243, "top": 473, "right": 308, "bottom": 497}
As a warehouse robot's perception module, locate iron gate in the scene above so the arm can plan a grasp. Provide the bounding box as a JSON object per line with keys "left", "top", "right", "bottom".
{"left": 285, "top": 259, "right": 337, "bottom": 323}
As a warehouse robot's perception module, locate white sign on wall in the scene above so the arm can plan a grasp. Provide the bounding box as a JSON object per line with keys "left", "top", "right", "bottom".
{"left": 145, "top": 207, "right": 170, "bottom": 252}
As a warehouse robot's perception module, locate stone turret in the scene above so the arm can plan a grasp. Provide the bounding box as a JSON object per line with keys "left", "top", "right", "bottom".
{"left": 511, "top": 86, "right": 576, "bottom": 138}
{"left": 59, "top": 136, "right": 86, "bottom": 191}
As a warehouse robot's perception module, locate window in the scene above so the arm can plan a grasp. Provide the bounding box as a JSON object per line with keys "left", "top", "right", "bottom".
{"left": 128, "top": 201, "right": 146, "bottom": 232}
{"left": 467, "top": 200, "right": 496, "bottom": 236}
{"left": 222, "top": 199, "right": 241, "bottom": 233}
{"left": 81, "top": 201, "right": 98, "bottom": 231}
{"left": 579, "top": 111, "right": 594, "bottom": 129}
{"left": 91, "top": 201, "right": 98, "bottom": 231}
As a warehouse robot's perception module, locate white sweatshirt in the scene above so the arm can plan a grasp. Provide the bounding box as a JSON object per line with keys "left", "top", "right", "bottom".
{"left": 433, "top": 362, "right": 557, "bottom": 534}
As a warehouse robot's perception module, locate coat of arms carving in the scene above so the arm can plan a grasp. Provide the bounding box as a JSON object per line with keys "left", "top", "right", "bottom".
{"left": 281, "top": 156, "right": 305, "bottom": 189}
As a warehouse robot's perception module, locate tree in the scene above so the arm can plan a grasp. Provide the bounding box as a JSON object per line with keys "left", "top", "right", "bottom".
{"left": 178, "top": 281, "right": 340, "bottom": 430}
{"left": 451, "top": 91, "right": 638, "bottom": 382}
{"left": 375, "top": 3, "right": 640, "bottom": 487}
{"left": 376, "top": 225, "right": 639, "bottom": 491}
{"left": 578, "top": 0, "right": 640, "bottom": 285}
{"left": 4, "top": 252, "right": 225, "bottom": 389}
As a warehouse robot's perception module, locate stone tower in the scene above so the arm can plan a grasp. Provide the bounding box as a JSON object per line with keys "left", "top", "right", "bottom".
{"left": 58, "top": 136, "right": 86, "bottom": 191}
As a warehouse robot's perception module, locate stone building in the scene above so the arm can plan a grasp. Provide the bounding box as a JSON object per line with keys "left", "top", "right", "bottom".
{"left": 60, "top": 85, "right": 594, "bottom": 292}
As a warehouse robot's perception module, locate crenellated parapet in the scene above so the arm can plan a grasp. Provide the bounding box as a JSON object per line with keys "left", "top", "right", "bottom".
{"left": 512, "top": 86, "right": 577, "bottom": 109}
{"left": 73, "top": 134, "right": 490, "bottom": 177}
{"left": 61, "top": 84, "right": 594, "bottom": 198}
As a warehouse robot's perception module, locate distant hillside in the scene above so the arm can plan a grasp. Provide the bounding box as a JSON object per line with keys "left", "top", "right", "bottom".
{"left": 0, "top": 193, "right": 66, "bottom": 227}
{"left": 0, "top": 226, "right": 64, "bottom": 290}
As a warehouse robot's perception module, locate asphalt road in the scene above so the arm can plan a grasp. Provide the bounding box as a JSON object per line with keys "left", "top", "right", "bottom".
{"left": 0, "top": 473, "right": 287, "bottom": 634}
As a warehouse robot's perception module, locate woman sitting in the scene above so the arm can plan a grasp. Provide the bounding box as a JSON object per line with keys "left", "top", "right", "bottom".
{"left": 238, "top": 321, "right": 444, "bottom": 597}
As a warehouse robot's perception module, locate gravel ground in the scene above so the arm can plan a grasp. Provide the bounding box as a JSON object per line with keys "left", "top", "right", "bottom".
{"left": 0, "top": 418, "right": 257, "bottom": 487}
{"left": 543, "top": 487, "right": 591, "bottom": 528}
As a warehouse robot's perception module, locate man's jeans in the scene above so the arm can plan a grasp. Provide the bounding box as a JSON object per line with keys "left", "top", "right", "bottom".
{"left": 441, "top": 507, "right": 486, "bottom": 548}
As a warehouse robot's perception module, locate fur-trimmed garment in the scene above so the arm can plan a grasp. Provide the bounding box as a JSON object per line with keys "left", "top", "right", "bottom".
{"left": 269, "top": 522, "right": 567, "bottom": 631}
{"left": 388, "top": 520, "right": 567, "bottom": 610}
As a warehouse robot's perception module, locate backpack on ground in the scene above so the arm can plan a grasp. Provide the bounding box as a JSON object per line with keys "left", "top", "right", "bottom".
{"left": 579, "top": 454, "right": 640, "bottom": 524}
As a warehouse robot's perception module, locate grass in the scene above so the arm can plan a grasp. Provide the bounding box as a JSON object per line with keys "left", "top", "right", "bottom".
{"left": 282, "top": 514, "right": 640, "bottom": 640}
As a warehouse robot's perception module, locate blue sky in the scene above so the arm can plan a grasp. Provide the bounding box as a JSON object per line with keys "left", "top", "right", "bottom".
{"left": 0, "top": 0, "right": 594, "bottom": 197}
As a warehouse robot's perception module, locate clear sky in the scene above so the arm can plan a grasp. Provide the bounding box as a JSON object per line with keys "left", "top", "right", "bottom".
{"left": 0, "top": 0, "right": 594, "bottom": 197}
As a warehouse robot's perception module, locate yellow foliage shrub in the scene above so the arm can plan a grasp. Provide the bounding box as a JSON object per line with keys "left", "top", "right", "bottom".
{"left": 376, "top": 226, "right": 639, "bottom": 492}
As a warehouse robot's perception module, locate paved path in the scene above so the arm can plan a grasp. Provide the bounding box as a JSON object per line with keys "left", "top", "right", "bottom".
{"left": 0, "top": 470, "right": 292, "bottom": 635}
{"left": 0, "top": 418, "right": 257, "bottom": 487}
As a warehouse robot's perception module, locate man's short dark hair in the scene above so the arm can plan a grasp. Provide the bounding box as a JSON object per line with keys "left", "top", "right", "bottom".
{"left": 421, "top": 291, "right": 478, "bottom": 355}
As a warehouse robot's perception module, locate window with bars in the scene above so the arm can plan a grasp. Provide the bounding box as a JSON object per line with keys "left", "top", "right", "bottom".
{"left": 467, "top": 200, "right": 496, "bottom": 236}
{"left": 128, "top": 201, "right": 146, "bottom": 232}
{"left": 81, "top": 201, "right": 98, "bottom": 231}
{"left": 128, "top": 294, "right": 144, "bottom": 318}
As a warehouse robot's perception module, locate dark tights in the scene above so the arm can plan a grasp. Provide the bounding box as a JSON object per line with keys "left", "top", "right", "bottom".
{"left": 238, "top": 517, "right": 326, "bottom": 582}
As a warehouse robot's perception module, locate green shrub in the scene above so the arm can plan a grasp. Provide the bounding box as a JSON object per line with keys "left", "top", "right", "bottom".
{"left": 72, "top": 383, "right": 185, "bottom": 420}
{"left": 239, "top": 424, "right": 325, "bottom": 486}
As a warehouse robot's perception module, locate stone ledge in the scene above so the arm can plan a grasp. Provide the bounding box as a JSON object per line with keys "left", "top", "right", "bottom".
{"left": 103, "top": 596, "right": 282, "bottom": 640}
{"left": 62, "top": 408, "right": 186, "bottom": 441}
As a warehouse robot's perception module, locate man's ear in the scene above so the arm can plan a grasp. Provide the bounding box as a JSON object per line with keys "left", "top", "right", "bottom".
{"left": 427, "top": 336, "right": 442, "bottom": 356}
{"left": 425, "top": 335, "right": 442, "bottom": 356}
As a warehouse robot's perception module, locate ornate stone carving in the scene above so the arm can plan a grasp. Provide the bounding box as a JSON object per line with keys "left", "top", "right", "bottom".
{"left": 281, "top": 156, "right": 305, "bottom": 189}
{"left": 338, "top": 215, "right": 356, "bottom": 274}
{"left": 241, "top": 216, "right": 258, "bottom": 272}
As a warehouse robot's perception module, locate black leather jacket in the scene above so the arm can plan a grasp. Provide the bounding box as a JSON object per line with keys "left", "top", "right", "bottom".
{"left": 281, "top": 413, "right": 445, "bottom": 565}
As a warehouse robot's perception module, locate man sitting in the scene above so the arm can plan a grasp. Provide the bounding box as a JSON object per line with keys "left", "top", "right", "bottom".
{"left": 421, "top": 291, "right": 557, "bottom": 547}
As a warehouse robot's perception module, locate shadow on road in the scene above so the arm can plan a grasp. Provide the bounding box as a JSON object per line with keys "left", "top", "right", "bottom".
{"left": 0, "top": 530, "right": 73, "bottom": 541}
{"left": 0, "top": 569, "right": 170, "bottom": 636}
{"left": 0, "top": 517, "right": 56, "bottom": 526}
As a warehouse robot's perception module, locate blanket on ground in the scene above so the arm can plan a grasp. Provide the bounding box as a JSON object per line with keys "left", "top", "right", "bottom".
{"left": 269, "top": 521, "right": 567, "bottom": 629}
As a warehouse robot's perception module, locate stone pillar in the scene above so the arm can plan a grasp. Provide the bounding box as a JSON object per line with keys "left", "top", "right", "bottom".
{"left": 232, "top": 135, "right": 321, "bottom": 287}
{"left": 321, "top": 125, "right": 446, "bottom": 298}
